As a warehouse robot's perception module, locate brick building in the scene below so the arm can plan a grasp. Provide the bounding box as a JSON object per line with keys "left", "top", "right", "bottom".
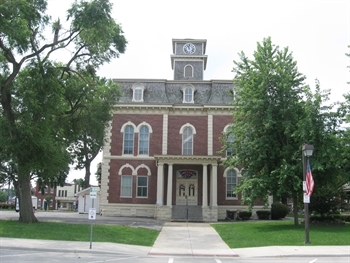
{"left": 100, "top": 39, "right": 264, "bottom": 221}
{"left": 35, "top": 185, "right": 56, "bottom": 210}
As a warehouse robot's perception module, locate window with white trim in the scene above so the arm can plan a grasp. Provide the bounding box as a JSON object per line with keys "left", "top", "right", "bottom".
{"left": 182, "top": 126, "right": 193, "bottom": 155}
{"left": 182, "top": 86, "right": 194, "bottom": 103}
{"left": 138, "top": 125, "right": 149, "bottom": 155}
{"left": 121, "top": 176, "right": 132, "bottom": 197}
{"left": 137, "top": 176, "right": 148, "bottom": 197}
{"left": 226, "top": 170, "right": 237, "bottom": 198}
{"left": 226, "top": 133, "right": 234, "bottom": 157}
{"left": 132, "top": 85, "right": 144, "bottom": 102}
{"left": 123, "top": 125, "right": 134, "bottom": 154}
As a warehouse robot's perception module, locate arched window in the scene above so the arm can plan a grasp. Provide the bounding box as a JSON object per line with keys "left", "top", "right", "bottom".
{"left": 184, "top": 65, "right": 193, "bottom": 77}
{"left": 138, "top": 125, "right": 149, "bottom": 155}
{"left": 123, "top": 125, "right": 134, "bottom": 154}
{"left": 224, "top": 124, "right": 235, "bottom": 157}
{"left": 182, "top": 86, "right": 194, "bottom": 103}
{"left": 132, "top": 84, "right": 145, "bottom": 102}
{"left": 226, "top": 133, "right": 234, "bottom": 157}
{"left": 182, "top": 126, "right": 193, "bottom": 155}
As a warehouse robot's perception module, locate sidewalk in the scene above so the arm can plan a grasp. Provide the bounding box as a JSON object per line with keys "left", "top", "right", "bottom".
{"left": 1, "top": 211, "right": 349, "bottom": 258}
{"left": 149, "top": 222, "right": 237, "bottom": 257}
{"left": 1, "top": 222, "right": 349, "bottom": 258}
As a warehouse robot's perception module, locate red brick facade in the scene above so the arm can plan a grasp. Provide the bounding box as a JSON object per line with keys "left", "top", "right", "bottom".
{"left": 100, "top": 39, "right": 266, "bottom": 221}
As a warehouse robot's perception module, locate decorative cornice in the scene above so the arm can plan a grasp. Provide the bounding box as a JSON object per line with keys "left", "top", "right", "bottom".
{"left": 171, "top": 55, "right": 208, "bottom": 69}
{"left": 104, "top": 154, "right": 226, "bottom": 165}
{"left": 112, "top": 104, "right": 232, "bottom": 115}
{"left": 154, "top": 155, "right": 222, "bottom": 165}
{"left": 113, "top": 79, "right": 233, "bottom": 84}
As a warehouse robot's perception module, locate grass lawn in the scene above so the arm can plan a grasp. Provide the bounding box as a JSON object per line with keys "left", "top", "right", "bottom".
{"left": 0, "top": 220, "right": 159, "bottom": 247}
{"left": 212, "top": 221, "right": 350, "bottom": 248}
{"left": 287, "top": 213, "right": 305, "bottom": 219}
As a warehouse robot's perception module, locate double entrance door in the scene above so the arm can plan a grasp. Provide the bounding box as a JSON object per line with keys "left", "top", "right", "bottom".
{"left": 176, "top": 179, "right": 197, "bottom": 206}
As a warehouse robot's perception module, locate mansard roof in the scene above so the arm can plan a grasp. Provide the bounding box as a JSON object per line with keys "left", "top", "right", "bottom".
{"left": 113, "top": 78, "right": 234, "bottom": 105}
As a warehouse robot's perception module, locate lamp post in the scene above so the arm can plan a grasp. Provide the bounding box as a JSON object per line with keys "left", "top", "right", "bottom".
{"left": 302, "top": 144, "right": 314, "bottom": 244}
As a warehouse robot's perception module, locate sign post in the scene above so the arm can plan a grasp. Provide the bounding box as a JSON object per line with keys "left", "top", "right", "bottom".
{"left": 89, "top": 187, "right": 97, "bottom": 249}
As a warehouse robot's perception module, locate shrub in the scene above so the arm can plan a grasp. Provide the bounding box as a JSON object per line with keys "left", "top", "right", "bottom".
{"left": 271, "top": 202, "right": 289, "bottom": 220}
{"left": 0, "top": 203, "right": 15, "bottom": 209}
{"left": 256, "top": 210, "right": 271, "bottom": 220}
{"left": 309, "top": 214, "right": 346, "bottom": 225}
{"left": 328, "top": 214, "right": 350, "bottom": 222}
{"left": 238, "top": 211, "right": 252, "bottom": 221}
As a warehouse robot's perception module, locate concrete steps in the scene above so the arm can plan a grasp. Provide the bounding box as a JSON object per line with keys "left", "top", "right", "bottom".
{"left": 172, "top": 205, "right": 203, "bottom": 222}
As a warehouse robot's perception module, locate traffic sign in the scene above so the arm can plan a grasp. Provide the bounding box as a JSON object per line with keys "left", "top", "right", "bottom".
{"left": 90, "top": 187, "right": 97, "bottom": 199}
{"left": 89, "top": 208, "right": 96, "bottom": 220}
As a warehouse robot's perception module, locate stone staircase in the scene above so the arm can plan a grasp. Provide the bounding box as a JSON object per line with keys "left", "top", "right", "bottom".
{"left": 172, "top": 205, "right": 203, "bottom": 222}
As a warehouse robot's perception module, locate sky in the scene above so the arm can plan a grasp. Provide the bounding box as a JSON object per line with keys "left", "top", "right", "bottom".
{"left": 47, "top": 0, "right": 350, "bottom": 185}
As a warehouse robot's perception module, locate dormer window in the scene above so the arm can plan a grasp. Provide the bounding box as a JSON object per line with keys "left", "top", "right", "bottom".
{"left": 181, "top": 85, "right": 195, "bottom": 103}
{"left": 132, "top": 84, "right": 145, "bottom": 102}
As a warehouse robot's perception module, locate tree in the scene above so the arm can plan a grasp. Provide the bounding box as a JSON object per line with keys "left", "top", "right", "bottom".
{"left": 300, "top": 82, "right": 346, "bottom": 216}
{"left": 95, "top": 162, "right": 101, "bottom": 187}
{"left": 226, "top": 37, "right": 308, "bottom": 225}
{"left": 65, "top": 75, "right": 121, "bottom": 189}
{"left": 0, "top": 191, "right": 7, "bottom": 202}
{"left": 0, "top": 0, "right": 127, "bottom": 223}
{"left": 227, "top": 38, "right": 347, "bottom": 225}
{"left": 73, "top": 178, "right": 85, "bottom": 193}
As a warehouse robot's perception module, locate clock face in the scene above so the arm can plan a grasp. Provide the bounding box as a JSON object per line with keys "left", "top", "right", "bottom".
{"left": 183, "top": 43, "right": 196, "bottom": 54}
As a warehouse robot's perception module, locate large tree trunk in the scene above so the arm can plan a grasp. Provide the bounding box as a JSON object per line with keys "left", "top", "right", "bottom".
{"left": 292, "top": 192, "right": 299, "bottom": 226}
{"left": 84, "top": 161, "right": 91, "bottom": 189}
{"left": 16, "top": 174, "right": 38, "bottom": 223}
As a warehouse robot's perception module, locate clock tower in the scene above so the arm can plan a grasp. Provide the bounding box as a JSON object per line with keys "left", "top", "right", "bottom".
{"left": 171, "top": 39, "right": 208, "bottom": 81}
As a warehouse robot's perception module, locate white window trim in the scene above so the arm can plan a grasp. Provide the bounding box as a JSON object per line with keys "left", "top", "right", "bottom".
{"left": 179, "top": 123, "right": 197, "bottom": 135}
{"left": 138, "top": 125, "right": 150, "bottom": 156}
{"left": 121, "top": 122, "right": 137, "bottom": 156}
{"left": 136, "top": 122, "right": 153, "bottom": 156}
{"left": 136, "top": 176, "right": 148, "bottom": 198}
{"left": 223, "top": 124, "right": 234, "bottom": 157}
{"left": 223, "top": 167, "right": 239, "bottom": 200}
{"left": 121, "top": 175, "right": 133, "bottom": 198}
{"left": 180, "top": 123, "right": 196, "bottom": 155}
{"left": 131, "top": 84, "right": 145, "bottom": 102}
{"left": 181, "top": 85, "right": 195, "bottom": 103}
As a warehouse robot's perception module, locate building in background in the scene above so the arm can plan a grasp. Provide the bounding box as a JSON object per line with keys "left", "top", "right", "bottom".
{"left": 100, "top": 39, "right": 265, "bottom": 221}
{"left": 35, "top": 185, "right": 56, "bottom": 210}
{"left": 75, "top": 187, "right": 100, "bottom": 214}
{"left": 55, "top": 183, "right": 78, "bottom": 211}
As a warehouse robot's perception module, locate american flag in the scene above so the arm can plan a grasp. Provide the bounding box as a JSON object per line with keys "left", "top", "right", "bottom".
{"left": 305, "top": 159, "right": 314, "bottom": 196}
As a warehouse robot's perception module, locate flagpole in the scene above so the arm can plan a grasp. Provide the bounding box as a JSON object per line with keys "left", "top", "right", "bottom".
{"left": 302, "top": 144, "right": 314, "bottom": 244}
{"left": 303, "top": 156, "right": 310, "bottom": 244}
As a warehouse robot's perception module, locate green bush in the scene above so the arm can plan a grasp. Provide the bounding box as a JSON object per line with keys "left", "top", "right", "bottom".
{"left": 0, "top": 203, "right": 15, "bottom": 209}
{"left": 256, "top": 210, "right": 271, "bottom": 220}
{"left": 330, "top": 214, "right": 350, "bottom": 222}
{"left": 309, "top": 214, "right": 347, "bottom": 225}
{"left": 238, "top": 211, "right": 252, "bottom": 221}
{"left": 271, "top": 202, "right": 289, "bottom": 220}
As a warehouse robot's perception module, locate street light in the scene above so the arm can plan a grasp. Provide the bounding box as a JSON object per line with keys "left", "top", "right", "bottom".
{"left": 302, "top": 144, "right": 314, "bottom": 244}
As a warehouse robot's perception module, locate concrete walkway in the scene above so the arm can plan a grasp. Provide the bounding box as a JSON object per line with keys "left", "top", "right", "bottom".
{"left": 149, "top": 222, "right": 237, "bottom": 257}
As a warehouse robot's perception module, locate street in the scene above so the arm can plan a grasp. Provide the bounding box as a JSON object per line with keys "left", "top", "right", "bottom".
{"left": 1, "top": 247, "right": 350, "bottom": 263}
